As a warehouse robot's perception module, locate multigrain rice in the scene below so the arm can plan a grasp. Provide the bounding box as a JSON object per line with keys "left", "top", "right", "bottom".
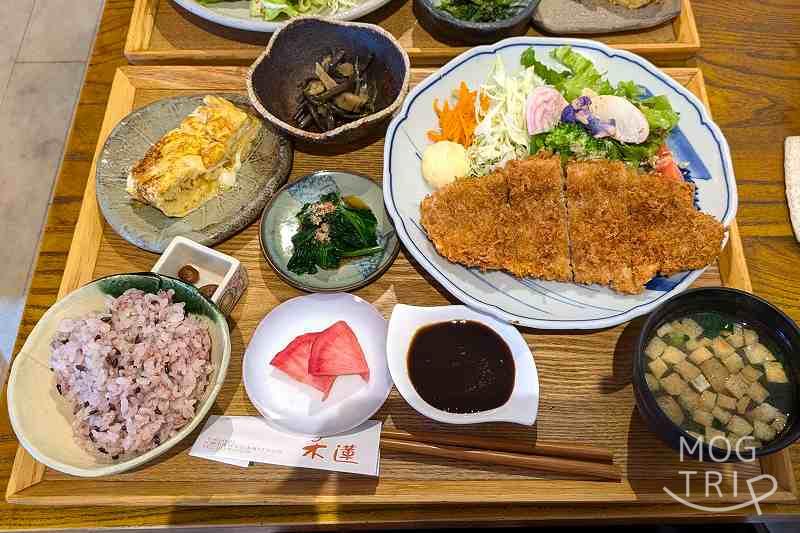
{"left": 50, "top": 288, "right": 213, "bottom": 459}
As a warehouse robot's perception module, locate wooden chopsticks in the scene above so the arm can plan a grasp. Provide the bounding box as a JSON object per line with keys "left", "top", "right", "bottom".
{"left": 380, "top": 429, "right": 620, "bottom": 482}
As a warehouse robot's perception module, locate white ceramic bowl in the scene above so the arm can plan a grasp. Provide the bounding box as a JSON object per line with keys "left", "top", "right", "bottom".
{"left": 7, "top": 273, "right": 231, "bottom": 477}
{"left": 243, "top": 293, "right": 393, "bottom": 436}
{"left": 386, "top": 304, "right": 539, "bottom": 425}
{"left": 152, "top": 236, "right": 249, "bottom": 315}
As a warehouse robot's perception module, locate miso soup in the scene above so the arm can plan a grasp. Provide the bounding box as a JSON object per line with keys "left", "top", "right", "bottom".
{"left": 644, "top": 312, "right": 793, "bottom": 449}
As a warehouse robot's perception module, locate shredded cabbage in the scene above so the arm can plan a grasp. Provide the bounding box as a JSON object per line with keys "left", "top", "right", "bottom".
{"left": 468, "top": 58, "right": 544, "bottom": 177}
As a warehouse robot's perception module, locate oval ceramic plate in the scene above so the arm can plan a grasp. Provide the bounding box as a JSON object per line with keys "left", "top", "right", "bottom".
{"left": 383, "top": 37, "right": 737, "bottom": 330}
{"left": 6, "top": 273, "right": 231, "bottom": 477}
{"left": 96, "top": 94, "right": 293, "bottom": 253}
{"left": 173, "top": 0, "right": 393, "bottom": 33}
{"left": 387, "top": 304, "right": 539, "bottom": 425}
{"left": 260, "top": 171, "right": 399, "bottom": 292}
{"left": 242, "top": 293, "right": 393, "bottom": 436}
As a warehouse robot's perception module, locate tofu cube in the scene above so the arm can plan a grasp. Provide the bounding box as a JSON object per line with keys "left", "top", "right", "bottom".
{"left": 717, "top": 394, "right": 736, "bottom": 411}
{"left": 700, "top": 390, "right": 717, "bottom": 410}
{"left": 743, "top": 328, "right": 759, "bottom": 346}
{"left": 747, "top": 381, "right": 770, "bottom": 403}
{"left": 712, "top": 406, "right": 733, "bottom": 424}
{"left": 728, "top": 325, "right": 745, "bottom": 348}
{"left": 657, "top": 395, "right": 684, "bottom": 425}
{"left": 711, "top": 337, "right": 736, "bottom": 358}
{"left": 693, "top": 409, "right": 715, "bottom": 427}
{"left": 727, "top": 415, "right": 754, "bottom": 437}
{"left": 705, "top": 426, "right": 726, "bottom": 442}
{"left": 700, "top": 358, "right": 730, "bottom": 393}
{"left": 675, "top": 359, "right": 701, "bottom": 381}
{"left": 773, "top": 413, "right": 788, "bottom": 433}
{"left": 750, "top": 402, "right": 780, "bottom": 423}
{"left": 691, "top": 374, "right": 712, "bottom": 393}
{"left": 656, "top": 322, "right": 674, "bottom": 338}
{"left": 661, "top": 346, "right": 687, "bottom": 366}
{"left": 645, "top": 337, "right": 667, "bottom": 360}
{"left": 741, "top": 365, "right": 764, "bottom": 383}
{"left": 764, "top": 361, "right": 789, "bottom": 383}
{"left": 661, "top": 373, "right": 688, "bottom": 396}
{"left": 743, "top": 343, "right": 771, "bottom": 365}
{"left": 753, "top": 420, "right": 777, "bottom": 442}
{"left": 678, "top": 389, "right": 700, "bottom": 411}
{"left": 648, "top": 358, "right": 669, "bottom": 379}
{"left": 679, "top": 318, "right": 703, "bottom": 339}
{"left": 645, "top": 373, "right": 661, "bottom": 392}
{"left": 736, "top": 395, "right": 751, "bottom": 415}
{"left": 722, "top": 353, "right": 745, "bottom": 373}
{"left": 688, "top": 346, "right": 714, "bottom": 365}
{"left": 725, "top": 373, "right": 749, "bottom": 399}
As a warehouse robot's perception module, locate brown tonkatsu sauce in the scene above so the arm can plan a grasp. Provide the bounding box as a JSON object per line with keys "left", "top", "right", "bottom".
{"left": 407, "top": 320, "right": 515, "bottom": 414}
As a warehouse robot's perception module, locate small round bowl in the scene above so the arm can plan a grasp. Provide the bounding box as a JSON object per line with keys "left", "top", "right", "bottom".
{"left": 414, "top": 0, "right": 540, "bottom": 45}
{"left": 259, "top": 170, "right": 399, "bottom": 292}
{"left": 243, "top": 293, "right": 393, "bottom": 436}
{"left": 633, "top": 287, "right": 800, "bottom": 462}
{"left": 386, "top": 304, "right": 539, "bottom": 426}
{"left": 7, "top": 273, "right": 231, "bottom": 477}
{"left": 246, "top": 17, "right": 410, "bottom": 144}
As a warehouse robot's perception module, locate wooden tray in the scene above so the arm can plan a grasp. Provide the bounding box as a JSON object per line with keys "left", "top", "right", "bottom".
{"left": 125, "top": 0, "right": 700, "bottom": 67}
{"left": 7, "top": 66, "right": 795, "bottom": 507}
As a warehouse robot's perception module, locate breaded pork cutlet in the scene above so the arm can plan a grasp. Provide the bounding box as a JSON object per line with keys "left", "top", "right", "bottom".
{"left": 566, "top": 160, "right": 642, "bottom": 293}
{"left": 420, "top": 171, "right": 507, "bottom": 270}
{"left": 503, "top": 155, "right": 571, "bottom": 281}
{"left": 627, "top": 172, "right": 725, "bottom": 277}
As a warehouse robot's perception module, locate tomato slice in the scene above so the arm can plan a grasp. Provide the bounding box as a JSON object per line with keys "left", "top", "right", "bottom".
{"left": 655, "top": 144, "right": 684, "bottom": 182}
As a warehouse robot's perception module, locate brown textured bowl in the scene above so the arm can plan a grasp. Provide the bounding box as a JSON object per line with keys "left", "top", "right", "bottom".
{"left": 246, "top": 17, "right": 411, "bottom": 144}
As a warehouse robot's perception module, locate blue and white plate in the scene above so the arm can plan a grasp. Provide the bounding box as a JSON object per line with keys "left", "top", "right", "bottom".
{"left": 383, "top": 37, "right": 737, "bottom": 330}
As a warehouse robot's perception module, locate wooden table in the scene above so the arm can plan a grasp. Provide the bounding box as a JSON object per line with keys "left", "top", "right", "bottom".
{"left": 2, "top": 0, "right": 799, "bottom": 528}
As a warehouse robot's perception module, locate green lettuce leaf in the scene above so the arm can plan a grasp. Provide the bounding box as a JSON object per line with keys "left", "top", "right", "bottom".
{"left": 638, "top": 95, "right": 680, "bottom": 131}
{"left": 550, "top": 46, "right": 614, "bottom": 101}
{"left": 520, "top": 48, "right": 568, "bottom": 86}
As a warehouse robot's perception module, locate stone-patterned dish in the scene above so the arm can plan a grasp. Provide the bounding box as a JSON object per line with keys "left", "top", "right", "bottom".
{"left": 96, "top": 94, "right": 293, "bottom": 253}
{"left": 6, "top": 272, "right": 231, "bottom": 477}
{"left": 260, "top": 171, "right": 399, "bottom": 292}
{"left": 533, "top": 0, "right": 681, "bottom": 35}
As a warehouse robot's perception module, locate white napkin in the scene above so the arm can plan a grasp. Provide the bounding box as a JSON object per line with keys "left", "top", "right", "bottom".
{"left": 785, "top": 137, "right": 800, "bottom": 242}
{"left": 190, "top": 415, "right": 381, "bottom": 476}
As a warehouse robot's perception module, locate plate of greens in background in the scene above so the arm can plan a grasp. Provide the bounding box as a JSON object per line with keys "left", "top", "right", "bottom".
{"left": 260, "top": 171, "right": 399, "bottom": 292}
{"left": 414, "top": 0, "right": 540, "bottom": 45}
{"left": 178, "top": 0, "right": 393, "bottom": 33}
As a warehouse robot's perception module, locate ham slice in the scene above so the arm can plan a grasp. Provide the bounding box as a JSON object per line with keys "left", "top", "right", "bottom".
{"left": 309, "top": 321, "right": 370, "bottom": 382}
{"left": 270, "top": 332, "right": 335, "bottom": 398}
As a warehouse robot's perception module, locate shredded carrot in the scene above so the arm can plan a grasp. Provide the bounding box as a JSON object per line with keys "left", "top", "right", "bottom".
{"left": 427, "top": 81, "right": 481, "bottom": 147}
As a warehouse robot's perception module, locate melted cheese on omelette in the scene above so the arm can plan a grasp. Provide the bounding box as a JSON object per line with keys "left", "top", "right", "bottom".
{"left": 126, "top": 96, "right": 260, "bottom": 218}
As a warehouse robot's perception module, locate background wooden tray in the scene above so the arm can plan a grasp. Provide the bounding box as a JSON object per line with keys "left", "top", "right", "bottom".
{"left": 7, "top": 65, "right": 794, "bottom": 507}
{"left": 125, "top": 0, "right": 700, "bottom": 66}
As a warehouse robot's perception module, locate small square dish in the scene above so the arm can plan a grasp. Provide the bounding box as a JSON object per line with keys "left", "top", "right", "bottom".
{"left": 152, "top": 236, "right": 248, "bottom": 315}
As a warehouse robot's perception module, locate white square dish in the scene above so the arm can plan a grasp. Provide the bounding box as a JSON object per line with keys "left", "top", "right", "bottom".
{"left": 152, "top": 236, "right": 248, "bottom": 315}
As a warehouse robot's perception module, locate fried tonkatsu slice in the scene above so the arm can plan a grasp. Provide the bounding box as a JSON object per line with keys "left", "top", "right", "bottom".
{"left": 503, "top": 155, "right": 572, "bottom": 281}
{"left": 565, "top": 160, "right": 642, "bottom": 293}
{"left": 419, "top": 171, "right": 508, "bottom": 270}
{"left": 627, "top": 172, "right": 725, "bottom": 278}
